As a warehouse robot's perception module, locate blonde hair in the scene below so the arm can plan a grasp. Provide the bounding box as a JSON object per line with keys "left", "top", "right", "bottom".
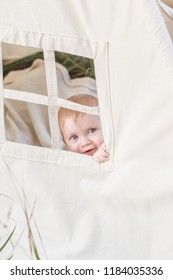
{"left": 58, "top": 94, "right": 98, "bottom": 132}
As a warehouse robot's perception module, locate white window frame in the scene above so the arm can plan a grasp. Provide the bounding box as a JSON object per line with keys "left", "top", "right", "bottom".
{"left": 0, "top": 27, "right": 114, "bottom": 172}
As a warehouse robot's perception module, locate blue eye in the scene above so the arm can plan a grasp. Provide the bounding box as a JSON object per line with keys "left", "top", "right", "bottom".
{"left": 70, "top": 135, "right": 78, "bottom": 141}
{"left": 88, "top": 128, "right": 96, "bottom": 134}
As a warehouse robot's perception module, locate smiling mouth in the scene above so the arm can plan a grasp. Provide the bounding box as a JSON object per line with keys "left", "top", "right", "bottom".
{"left": 83, "top": 147, "right": 97, "bottom": 156}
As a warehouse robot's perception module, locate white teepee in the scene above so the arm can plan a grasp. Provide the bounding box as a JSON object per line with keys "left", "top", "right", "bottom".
{"left": 0, "top": 0, "right": 173, "bottom": 259}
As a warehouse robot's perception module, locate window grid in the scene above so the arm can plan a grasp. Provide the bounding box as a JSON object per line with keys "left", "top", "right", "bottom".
{"left": 0, "top": 28, "right": 113, "bottom": 171}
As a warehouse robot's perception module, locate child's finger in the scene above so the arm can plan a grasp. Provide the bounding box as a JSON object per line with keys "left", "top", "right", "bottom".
{"left": 100, "top": 143, "right": 106, "bottom": 151}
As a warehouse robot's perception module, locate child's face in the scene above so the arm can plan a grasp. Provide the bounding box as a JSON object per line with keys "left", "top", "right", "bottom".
{"left": 62, "top": 113, "right": 104, "bottom": 156}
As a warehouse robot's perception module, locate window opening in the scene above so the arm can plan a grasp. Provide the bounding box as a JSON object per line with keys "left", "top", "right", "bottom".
{"left": 54, "top": 51, "right": 95, "bottom": 80}
{"left": 52, "top": 51, "right": 97, "bottom": 101}
{"left": 2, "top": 43, "right": 48, "bottom": 96}
{"left": 4, "top": 99, "right": 51, "bottom": 147}
{"left": 0, "top": 28, "right": 112, "bottom": 170}
{"left": 2, "top": 44, "right": 99, "bottom": 151}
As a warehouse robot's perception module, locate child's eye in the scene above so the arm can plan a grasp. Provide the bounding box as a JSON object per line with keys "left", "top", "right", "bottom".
{"left": 70, "top": 135, "right": 78, "bottom": 141}
{"left": 88, "top": 128, "right": 96, "bottom": 134}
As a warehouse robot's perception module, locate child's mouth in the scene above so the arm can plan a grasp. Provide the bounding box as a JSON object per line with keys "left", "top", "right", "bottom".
{"left": 83, "top": 147, "right": 97, "bottom": 156}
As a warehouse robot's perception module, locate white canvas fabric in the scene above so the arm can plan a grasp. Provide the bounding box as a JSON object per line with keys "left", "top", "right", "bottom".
{"left": 0, "top": 0, "right": 173, "bottom": 260}
{"left": 158, "top": 0, "right": 173, "bottom": 40}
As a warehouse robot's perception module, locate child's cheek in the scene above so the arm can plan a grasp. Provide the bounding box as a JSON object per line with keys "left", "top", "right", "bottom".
{"left": 96, "top": 135, "right": 104, "bottom": 147}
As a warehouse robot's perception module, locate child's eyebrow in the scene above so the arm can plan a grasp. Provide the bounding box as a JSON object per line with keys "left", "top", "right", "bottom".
{"left": 68, "top": 132, "right": 77, "bottom": 138}
{"left": 86, "top": 125, "right": 97, "bottom": 129}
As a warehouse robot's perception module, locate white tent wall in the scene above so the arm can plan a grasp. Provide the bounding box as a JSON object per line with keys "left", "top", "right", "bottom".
{"left": 0, "top": 0, "right": 173, "bottom": 259}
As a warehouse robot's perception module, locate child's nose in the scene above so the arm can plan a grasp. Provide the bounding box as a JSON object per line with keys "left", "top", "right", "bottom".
{"left": 81, "top": 136, "right": 90, "bottom": 147}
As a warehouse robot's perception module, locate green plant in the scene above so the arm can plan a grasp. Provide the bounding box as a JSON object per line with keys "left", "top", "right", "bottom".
{"left": 3, "top": 51, "right": 95, "bottom": 79}
{"left": 2, "top": 159, "right": 47, "bottom": 260}
{"left": 0, "top": 226, "right": 16, "bottom": 259}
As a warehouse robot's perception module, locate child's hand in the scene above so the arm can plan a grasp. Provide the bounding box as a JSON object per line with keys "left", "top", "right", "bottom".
{"left": 93, "top": 143, "right": 110, "bottom": 163}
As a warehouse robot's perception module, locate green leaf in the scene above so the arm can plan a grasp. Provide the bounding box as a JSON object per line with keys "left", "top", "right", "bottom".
{"left": 0, "top": 226, "right": 16, "bottom": 252}
{"left": 32, "top": 242, "right": 40, "bottom": 260}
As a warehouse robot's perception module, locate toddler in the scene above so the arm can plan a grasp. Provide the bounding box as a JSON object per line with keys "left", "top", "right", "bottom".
{"left": 58, "top": 94, "right": 110, "bottom": 163}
